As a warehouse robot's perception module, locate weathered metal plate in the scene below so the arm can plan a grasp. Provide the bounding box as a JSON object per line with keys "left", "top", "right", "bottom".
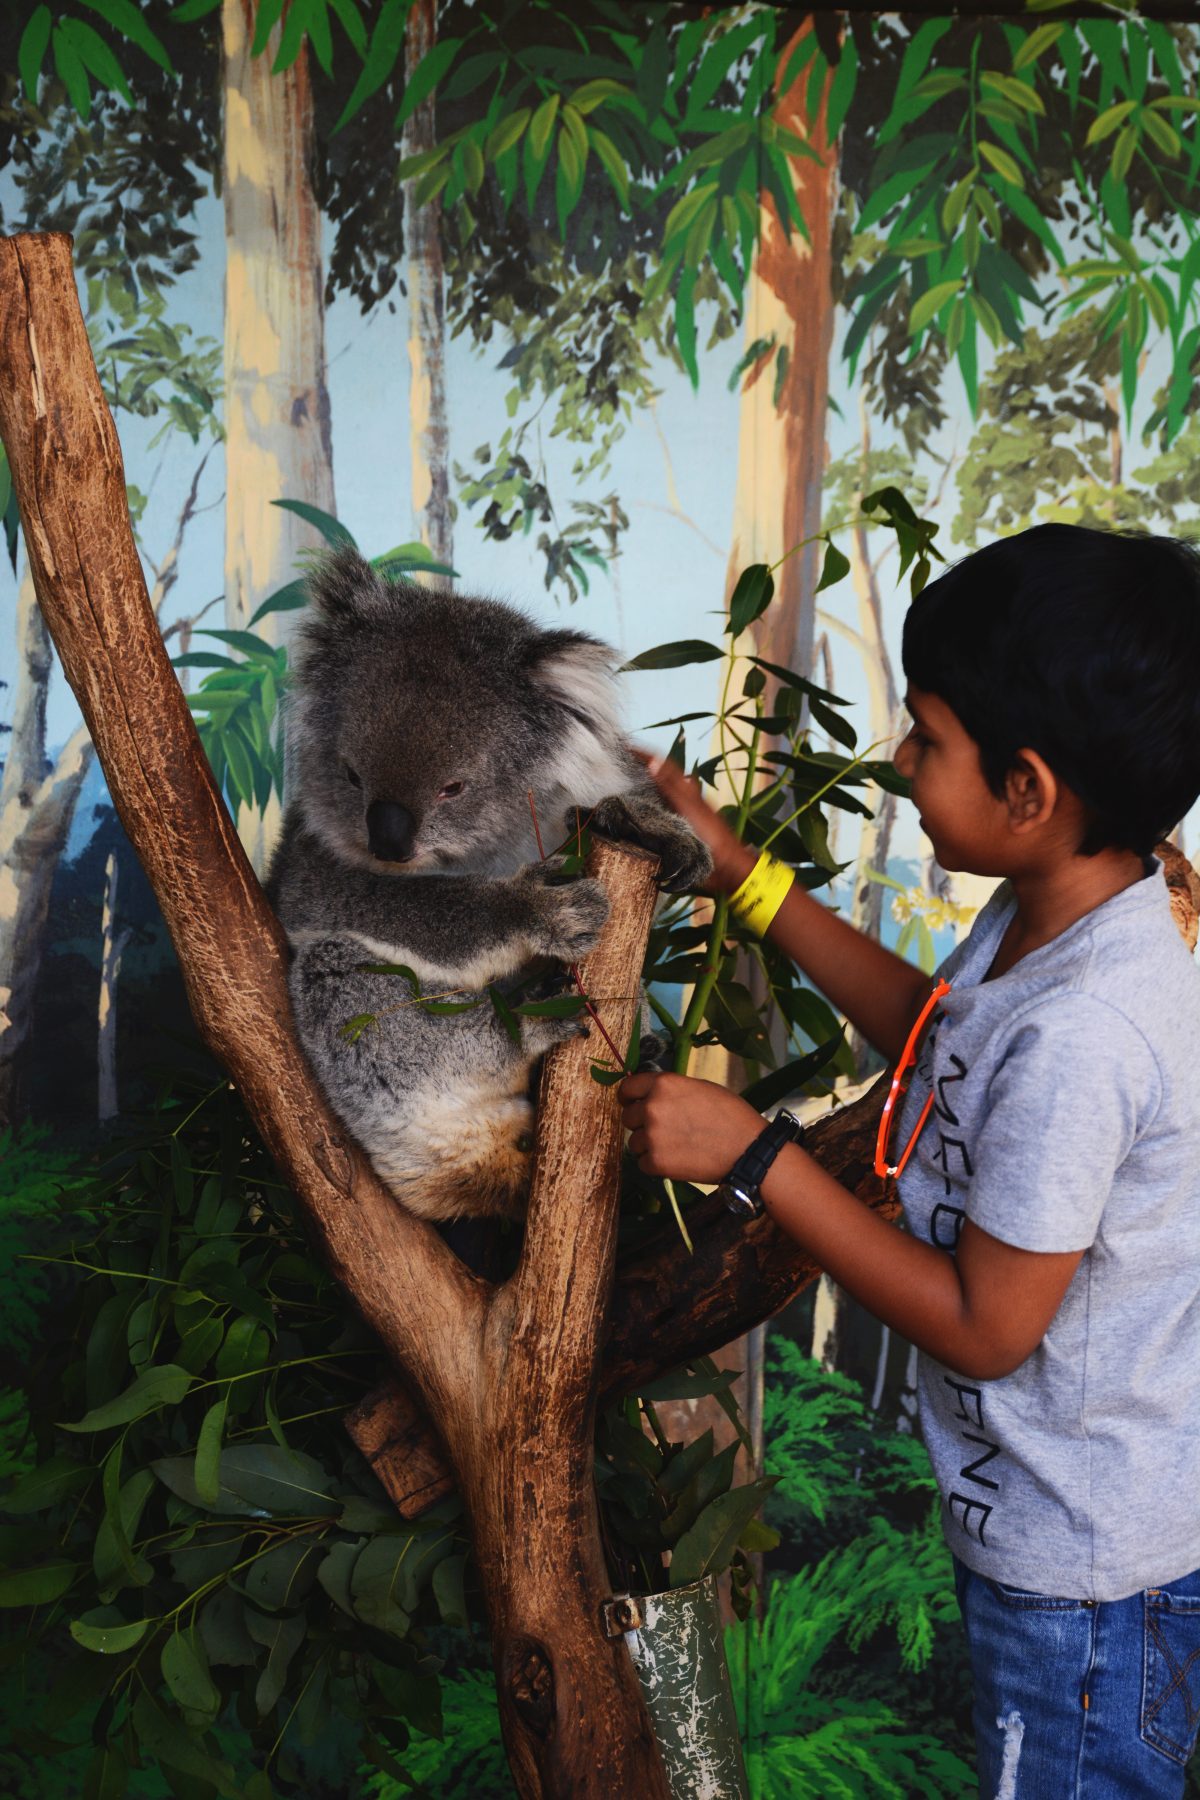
{"left": 625, "top": 1577, "right": 750, "bottom": 1800}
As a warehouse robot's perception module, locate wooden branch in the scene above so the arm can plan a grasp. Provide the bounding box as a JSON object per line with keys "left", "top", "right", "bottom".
{"left": 349, "top": 1073, "right": 893, "bottom": 1514}
{"left": 0, "top": 230, "right": 484, "bottom": 1409}
{"left": 0, "top": 232, "right": 670, "bottom": 1799}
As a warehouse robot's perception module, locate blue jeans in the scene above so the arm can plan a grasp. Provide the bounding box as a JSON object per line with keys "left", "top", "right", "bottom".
{"left": 953, "top": 1555, "right": 1200, "bottom": 1798}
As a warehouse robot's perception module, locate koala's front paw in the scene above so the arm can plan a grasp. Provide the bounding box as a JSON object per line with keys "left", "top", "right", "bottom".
{"left": 521, "top": 1009, "right": 591, "bottom": 1057}
{"left": 578, "top": 795, "right": 714, "bottom": 893}
{"left": 519, "top": 857, "right": 610, "bottom": 962}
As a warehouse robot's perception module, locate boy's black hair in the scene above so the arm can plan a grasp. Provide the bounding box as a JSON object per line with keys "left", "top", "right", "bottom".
{"left": 901, "top": 523, "right": 1200, "bottom": 858}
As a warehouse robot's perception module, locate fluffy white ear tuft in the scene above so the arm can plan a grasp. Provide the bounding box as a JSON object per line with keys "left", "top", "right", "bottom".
{"left": 530, "top": 631, "right": 623, "bottom": 737}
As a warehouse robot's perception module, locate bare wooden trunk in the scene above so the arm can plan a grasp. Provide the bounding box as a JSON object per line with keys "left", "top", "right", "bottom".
{"left": 0, "top": 232, "right": 669, "bottom": 1800}
{"left": 403, "top": 0, "right": 453, "bottom": 578}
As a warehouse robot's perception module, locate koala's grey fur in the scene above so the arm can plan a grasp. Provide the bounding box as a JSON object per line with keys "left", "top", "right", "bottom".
{"left": 266, "top": 545, "right": 711, "bottom": 1222}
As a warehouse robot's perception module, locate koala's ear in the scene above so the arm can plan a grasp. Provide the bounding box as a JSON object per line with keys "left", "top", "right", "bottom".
{"left": 304, "top": 544, "right": 394, "bottom": 622}
{"left": 527, "top": 630, "right": 621, "bottom": 733}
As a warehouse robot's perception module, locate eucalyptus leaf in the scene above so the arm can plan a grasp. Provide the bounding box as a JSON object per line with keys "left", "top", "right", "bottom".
{"left": 242, "top": 1537, "right": 321, "bottom": 1612}
{"left": 198, "top": 1590, "right": 259, "bottom": 1668}
{"left": 0, "top": 1561, "right": 78, "bottom": 1607}
{"left": 432, "top": 1553, "right": 468, "bottom": 1627}
{"left": 94, "top": 1468, "right": 155, "bottom": 1593}
{"left": 727, "top": 562, "right": 774, "bottom": 636}
{"left": 620, "top": 639, "right": 723, "bottom": 671}
{"left": 1, "top": 1454, "right": 90, "bottom": 1514}
{"left": 62, "top": 1365, "right": 195, "bottom": 1434}
{"left": 638, "top": 1367, "right": 741, "bottom": 1402}
{"left": 316, "top": 1540, "right": 363, "bottom": 1619}
{"left": 668, "top": 1478, "right": 778, "bottom": 1587}
{"left": 152, "top": 1455, "right": 267, "bottom": 1519}
{"left": 161, "top": 1629, "right": 221, "bottom": 1722}
{"left": 253, "top": 1612, "right": 306, "bottom": 1717}
{"left": 194, "top": 1400, "right": 227, "bottom": 1506}
{"left": 740, "top": 1034, "right": 844, "bottom": 1111}
{"left": 70, "top": 1613, "right": 150, "bottom": 1654}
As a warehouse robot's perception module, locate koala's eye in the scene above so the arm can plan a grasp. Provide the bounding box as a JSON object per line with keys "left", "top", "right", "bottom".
{"left": 344, "top": 764, "right": 362, "bottom": 789}
{"left": 438, "top": 780, "right": 465, "bottom": 800}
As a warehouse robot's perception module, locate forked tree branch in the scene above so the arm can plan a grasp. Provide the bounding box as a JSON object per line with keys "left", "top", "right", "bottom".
{"left": 0, "top": 230, "right": 669, "bottom": 1799}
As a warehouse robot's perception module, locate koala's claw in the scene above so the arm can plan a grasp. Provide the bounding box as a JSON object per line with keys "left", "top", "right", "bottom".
{"left": 520, "top": 857, "right": 610, "bottom": 962}
{"left": 576, "top": 794, "right": 713, "bottom": 893}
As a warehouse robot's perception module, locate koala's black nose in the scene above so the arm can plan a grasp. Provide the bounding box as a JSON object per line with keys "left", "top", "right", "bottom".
{"left": 366, "top": 800, "right": 416, "bottom": 862}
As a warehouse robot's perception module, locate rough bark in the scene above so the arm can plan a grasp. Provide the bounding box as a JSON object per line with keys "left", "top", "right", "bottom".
{"left": 0, "top": 231, "right": 669, "bottom": 1800}
{"left": 349, "top": 1071, "right": 894, "bottom": 1515}
{"left": 402, "top": 0, "right": 454, "bottom": 580}
{"left": 221, "top": 0, "right": 336, "bottom": 867}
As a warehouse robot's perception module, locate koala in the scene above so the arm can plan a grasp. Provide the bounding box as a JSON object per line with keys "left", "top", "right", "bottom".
{"left": 266, "top": 545, "right": 711, "bottom": 1222}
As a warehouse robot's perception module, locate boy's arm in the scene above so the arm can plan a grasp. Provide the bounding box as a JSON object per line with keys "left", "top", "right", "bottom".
{"left": 638, "top": 752, "right": 930, "bottom": 1063}
{"left": 618, "top": 1072, "right": 1085, "bottom": 1381}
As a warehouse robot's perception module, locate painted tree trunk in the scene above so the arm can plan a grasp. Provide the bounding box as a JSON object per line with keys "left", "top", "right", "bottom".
{"left": 0, "top": 561, "right": 92, "bottom": 1127}
{"left": 402, "top": 0, "right": 454, "bottom": 579}
{"left": 726, "top": 20, "right": 839, "bottom": 686}
{"left": 845, "top": 394, "right": 903, "bottom": 1073}
{"left": 97, "top": 849, "right": 132, "bottom": 1123}
{"left": 221, "top": 0, "right": 336, "bottom": 868}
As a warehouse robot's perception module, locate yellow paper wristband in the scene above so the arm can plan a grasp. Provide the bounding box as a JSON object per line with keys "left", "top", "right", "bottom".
{"left": 728, "top": 850, "right": 795, "bottom": 937}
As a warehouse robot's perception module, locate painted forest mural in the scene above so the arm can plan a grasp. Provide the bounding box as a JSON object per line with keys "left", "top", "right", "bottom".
{"left": 2, "top": 2, "right": 1200, "bottom": 1796}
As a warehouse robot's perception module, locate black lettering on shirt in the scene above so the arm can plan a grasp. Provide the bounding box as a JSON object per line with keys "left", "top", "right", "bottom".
{"left": 947, "top": 1492, "right": 993, "bottom": 1546}
{"left": 930, "top": 1204, "right": 965, "bottom": 1250}
{"left": 959, "top": 1432, "right": 1001, "bottom": 1492}
{"left": 934, "top": 1134, "right": 974, "bottom": 1197}
{"left": 934, "top": 1053, "right": 968, "bottom": 1126}
{"left": 943, "top": 1376, "right": 984, "bottom": 1429}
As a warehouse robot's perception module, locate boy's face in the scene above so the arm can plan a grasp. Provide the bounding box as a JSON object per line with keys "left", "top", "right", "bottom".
{"left": 893, "top": 688, "right": 1011, "bottom": 874}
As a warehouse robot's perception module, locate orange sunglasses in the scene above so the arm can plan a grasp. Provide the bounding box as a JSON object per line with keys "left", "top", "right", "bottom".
{"left": 874, "top": 977, "right": 952, "bottom": 1181}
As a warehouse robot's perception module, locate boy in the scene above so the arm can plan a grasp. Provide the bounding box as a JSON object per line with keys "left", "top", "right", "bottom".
{"left": 618, "top": 524, "right": 1200, "bottom": 1797}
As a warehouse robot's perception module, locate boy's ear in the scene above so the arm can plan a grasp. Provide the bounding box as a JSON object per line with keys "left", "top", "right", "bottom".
{"left": 1005, "top": 749, "right": 1058, "bottom": 834}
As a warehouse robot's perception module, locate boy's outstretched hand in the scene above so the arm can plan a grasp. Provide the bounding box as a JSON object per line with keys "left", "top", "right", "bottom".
{"left": 631, "top": 748, "right": 755, "bottom": 895}
{"left": 618, "top": 1071, "right": 764, "bottom": 1183}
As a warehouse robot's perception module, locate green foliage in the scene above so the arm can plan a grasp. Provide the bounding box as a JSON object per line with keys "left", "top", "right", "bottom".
{"left": 629, "top": 496, "right": 935, "bottom": 1138}
{"left": 722, "top": 1337, "right": 976, "bottom": 1798}
{"left": 845, "top": 16, "right": 1200, "bottom": 436}
{"left": 0, "top": 1126, "right": 90, "bottom": 1374}
{"left": 364, "top": 1666, "right": 511, "bottom": 1799}
{"left": 953, "top": 306, "right": 1200, "bottom": 547}
{"left": 761, "top": 1339, "right": 936, "bottom": 1539}
{"left": 595, "top": 1366, "right": 777, "bottom": 1618}
{"left": 0, "top": 1080, "right": 459, "bottom": 1797}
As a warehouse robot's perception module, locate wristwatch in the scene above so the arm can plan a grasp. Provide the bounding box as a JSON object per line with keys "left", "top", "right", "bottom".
{"left": 717, "top": 1109, "right": 805, "bottom": 1219}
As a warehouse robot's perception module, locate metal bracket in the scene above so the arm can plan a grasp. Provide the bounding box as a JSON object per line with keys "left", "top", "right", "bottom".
{"left": 601, "top": 1593, "right": 643, "bottom": 1637}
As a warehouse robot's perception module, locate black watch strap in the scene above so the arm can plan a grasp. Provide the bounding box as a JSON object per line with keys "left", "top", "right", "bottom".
{"left": 717, "top": 1109, "right": 804, "bottom": 1219}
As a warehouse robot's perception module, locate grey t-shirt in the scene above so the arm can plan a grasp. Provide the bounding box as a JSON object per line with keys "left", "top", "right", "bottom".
{"left": 897, "top": 861, "right": 1200, "bottom": 1601}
